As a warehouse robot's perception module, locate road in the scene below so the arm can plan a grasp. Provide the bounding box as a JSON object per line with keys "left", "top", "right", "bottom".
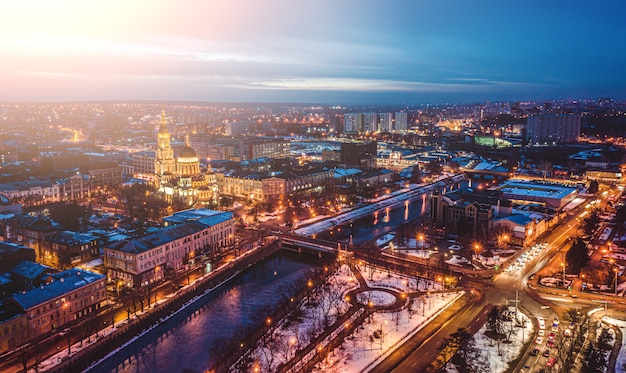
{"left": 373, "top": 184, "right": 625, "bottom": 372}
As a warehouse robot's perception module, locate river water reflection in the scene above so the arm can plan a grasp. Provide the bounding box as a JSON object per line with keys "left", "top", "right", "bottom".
{"left": 97, "top": 255, "right": 314, "bottom": 373}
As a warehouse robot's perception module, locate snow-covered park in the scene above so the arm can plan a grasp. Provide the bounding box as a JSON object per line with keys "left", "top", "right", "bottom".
{"left": 245, "top": 263, "right": 462, "bottom": 373}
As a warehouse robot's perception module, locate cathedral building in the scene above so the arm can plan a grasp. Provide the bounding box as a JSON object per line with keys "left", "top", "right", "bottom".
{"left": 155, "top": 111, "right": 218, "bottom": 207}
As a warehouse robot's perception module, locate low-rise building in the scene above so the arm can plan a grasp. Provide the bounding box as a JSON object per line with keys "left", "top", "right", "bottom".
{"left": 0, "top": 302, "right": 28, "bottom": 354}
{"left": 49, "top": 231, "right": 100, "bottom": 270}
{"left": 495, "top": 179, "right": 578, "bottom": 210}
{"left": 0, "top": 180, "right": 60, "bottom": 206}
{"left": 12, "top": 269, "right": 106, "bottom": 339}
{"left": 104, "top": 212, "right": 234, "bottom": 288}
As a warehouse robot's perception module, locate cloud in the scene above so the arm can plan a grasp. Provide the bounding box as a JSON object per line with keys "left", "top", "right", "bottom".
{"left": 228, "top": 77, "right": 543, "bottom": 93}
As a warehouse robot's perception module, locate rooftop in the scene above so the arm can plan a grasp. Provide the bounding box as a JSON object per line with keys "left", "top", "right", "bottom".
{"left": 12, "top": 268, "right": 105, "bottom": 310}
{"left": 12, "top": 260, "right": 53, "bottom": 281}
{"left": 496, "top": 179, "right": 577, "bottom": 200}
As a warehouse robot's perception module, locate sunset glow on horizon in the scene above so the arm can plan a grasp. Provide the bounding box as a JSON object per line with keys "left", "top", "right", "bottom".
{"left": 2, "top": 0, "right": 625, "bottom": 104}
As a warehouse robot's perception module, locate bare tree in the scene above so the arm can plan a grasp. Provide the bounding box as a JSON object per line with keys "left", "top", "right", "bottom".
{"left": 555, "top": 309, "right": 590, "bottom": 373}
{"left": 120, "top": 289, "right": 135, "bottom": 321}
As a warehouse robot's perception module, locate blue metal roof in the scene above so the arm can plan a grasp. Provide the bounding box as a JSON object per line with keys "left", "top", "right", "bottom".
{"left": 12, "top": 260, "right": 52, "bottom": 281}
{"left": 12, "top": 269, "right": 105, "bottom": 310}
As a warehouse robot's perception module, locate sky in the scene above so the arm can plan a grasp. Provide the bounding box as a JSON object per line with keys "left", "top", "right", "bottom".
{"left": 1, "top": 0, "right": 625, "bottom": 105}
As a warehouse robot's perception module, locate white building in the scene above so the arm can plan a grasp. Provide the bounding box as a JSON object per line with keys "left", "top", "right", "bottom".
{"left": 343, "top": 113, "right": 363, "bottom": 134}
{"left": 394, "top": 112, "right": 408, "bottom": 131}
{"left": 378, "top": 112, "right": 394, "bottom": 132}
{"left": 362, "top": 113, "right": 378, "bottom": 133}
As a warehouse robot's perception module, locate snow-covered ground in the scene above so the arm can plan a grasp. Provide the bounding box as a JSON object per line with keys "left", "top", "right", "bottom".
{"left": 359, "top": 263, "right": 442, "bottom": 292}
{"left": 446, "top": 309, "right": 534, "bottom": 373}
{"left": 313, "top": 292, "right": 462, "bottom": 373}
{"left": 539, "top": 276, "right": 573, "bottom": 289}
{"left": 248, "top": 264, "right": 360, "bottom": 372}
{"left": 602, "top": 316, "right": 626, "bottom": 372}
{"left": 247, "top": 263, "right": 461, "bottom": 373}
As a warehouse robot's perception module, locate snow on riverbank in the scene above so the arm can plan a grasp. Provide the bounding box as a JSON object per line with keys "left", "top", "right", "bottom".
{"left": 313, "top": 292, "right": 463, "bottom": 372}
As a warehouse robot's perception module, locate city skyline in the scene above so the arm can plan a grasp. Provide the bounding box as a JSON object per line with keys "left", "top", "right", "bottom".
{"left": 2, "top": 0, "right": 626, "bottom": 104}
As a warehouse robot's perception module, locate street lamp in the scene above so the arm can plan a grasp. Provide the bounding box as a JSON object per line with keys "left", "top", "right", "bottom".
{"left": 561, "top": 262, "right": 566, "bottom": 289}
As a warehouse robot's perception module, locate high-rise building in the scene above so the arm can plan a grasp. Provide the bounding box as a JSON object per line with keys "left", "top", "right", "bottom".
{"left": 379, "top": 113, "right": 393, "bottom": 132}
{"left": 394, "top": 112, "right": 408, "bottom": 131}
{"left": 362, "top": 112, "right": 378, "bottom": 133}
{"left": 526, "top": 114, "right": 581, "bottom": 144}
{"left": 343, "top": 113, "right": 363, "bottom": 134}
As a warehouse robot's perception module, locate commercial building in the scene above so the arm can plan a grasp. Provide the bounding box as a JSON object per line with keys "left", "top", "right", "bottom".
{"left": 495, "top": 179, "right": 578, "bottom": 210}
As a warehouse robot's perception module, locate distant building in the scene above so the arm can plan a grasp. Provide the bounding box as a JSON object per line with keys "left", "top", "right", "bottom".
{"left": 495, "top": 179, "right": 578, "bottom": 210}
{"left": 217, "top": 166, "right": 333, "bottom": 202}
{"left": 340, "top": 141, "right": 377, "bottom": 170}
{"left": 131, "top": 151, "right": 157, "bottom": 174}
{"left": 154, "top": 112, "right": 218, "bottom": 207}
{"left": 430, "top": 190, "right": 498, "bottom": 239}
{"left": 343, "top": 113, "right": 363, "bottom": 134}
{"left": 238, "top": 137, "right": 289, "bottom": 161}
{"left": 0, "top": 180, "right": 60, "bottom": 206}
{"left": 526, "top": 114, "right": 581, "bottom": 144}
{"left": 394, "top": 112, "right": 408, "bottom": 131}
{"left": 586, "top": 169, "right": 622, "bottom": 182}
{"left": 11, "top": 260, "right": 56, "bottom": 291}
{"left": 362, "top": 113, "right": 378, "bottom": 133}
{"left": 378, "top": 113, "right": 394, "bottom": 132}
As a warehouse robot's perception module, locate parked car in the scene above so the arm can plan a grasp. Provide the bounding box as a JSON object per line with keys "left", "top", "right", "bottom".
{"left": 546, "top": 357, "right": 557, "bottom": 367}
{"left": 543, "top": 349, "right": 550, "bottom": 357}
{"left": 535, "top": 336, "right": 544, "bottom": 345}
{"left": 530, "top": 348, "right": 540, "bottom": 356}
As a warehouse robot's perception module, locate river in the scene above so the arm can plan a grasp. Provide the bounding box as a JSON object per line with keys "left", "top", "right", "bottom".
{"left": 318, "top": 193, "right": 430, "bottom": 244}
{"left": 95, "top": 254, "right": 315, "bottom": 373}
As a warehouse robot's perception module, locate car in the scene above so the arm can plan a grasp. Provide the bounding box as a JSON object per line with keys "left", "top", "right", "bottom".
{"left": 530, "top": 348, "right": 540, "bottom": 356}
{"left": 548, "top": 332, "right": 556, "bottom": 340}
{"left": 538, "top": 329, "right": 545, "bottom": 336}
{"left": 553, "top": 318, "right": 559, "bottom": 326}
{"left": 547, "top": 339, "right": 555, "bottom": 348}
{"left": 543, "top": 349, "right": 550, "bottom": 357}
{"left": 546, "top": 357, "right": 557, "bottom": 367}
{"left": 535, "top": 336, "right": 544, "bottom": 345}
{"left": 552, "top": 324, "right": 559, "bottom": 332}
